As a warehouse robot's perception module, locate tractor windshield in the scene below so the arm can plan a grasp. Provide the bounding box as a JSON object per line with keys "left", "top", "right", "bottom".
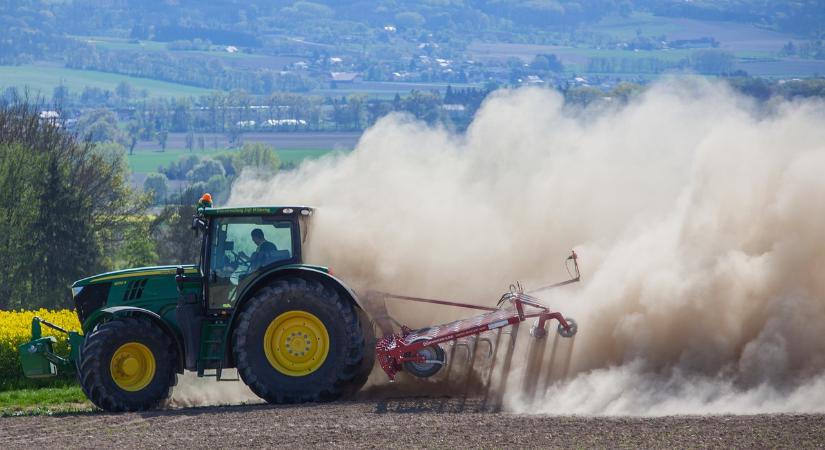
{"left": 208, "top": 216, "right": 296, "bottom": 309}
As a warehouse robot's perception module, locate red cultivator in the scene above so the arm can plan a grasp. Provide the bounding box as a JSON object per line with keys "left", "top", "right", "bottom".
{"left": 370, "top": 252, "right": 581, "bottom": 384}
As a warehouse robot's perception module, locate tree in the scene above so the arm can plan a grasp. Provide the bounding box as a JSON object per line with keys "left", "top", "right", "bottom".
{"left": 187, "top": 159, "right": 225, "bottom": 183}
{"left": 76, "top": 109, "right": 124, "bottom": 143}
{"left": 143, "top": 172, "right": 169, "bottom": 205}
{"left": 530, "top": 54, "right": 564, "bottom": 72}
{"left": 233, "top": 143, "right": 281, "bottom": 174}
{"left": 126, "top": 120, "right": 141, "bottom": 155}
{"left": 52, "top": 83, "right": 69, "bottom": 106}
{"left": 185, "top": 131, "right": 195, "bottom": 152}
{"left": 690, "top": 50, "right": 735, "bottom": 74}
{"left": 151, "top": 204, "right": 200, "bottom": 265}
{"left": 197, "top": 135, "right": 205, "bottom": 152}
{"left": 117, "top": 217, "right": 158, "bottom": 268}
{"left": 116, "top": 81, "right": 132, "bottom": 100}
{"left": 156, "top": 129, "right": 169, "bottom": 151}
{"left": 0, "top": 99, "right": 138, "bottom": 309}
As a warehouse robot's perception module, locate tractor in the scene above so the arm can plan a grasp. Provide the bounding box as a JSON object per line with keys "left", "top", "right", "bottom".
{"left": 19, "top": 195, "right": 375, "bottom": 411}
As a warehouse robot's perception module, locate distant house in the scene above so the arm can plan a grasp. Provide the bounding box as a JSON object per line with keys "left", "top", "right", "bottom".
{"left": 236, "top": 120, "right": 256, "bottom": 128}
{"left": 39, "top": 110, "right": 61, "bottom": 126}
{"left": 39, "top": 110, "right": 59, "bottom": 120}
{"left": 525, "top": 75, "right": 545, "bottom": 85}
{"left": 329, "top": 57, "right": 343, "bottom": 65}
{"left": 442, "top": 104, "right": 466, "bottom": 112}
{"left": 225, "top": 46, "right": 238, "bottom": 53}
{"left": 329, "top": 72, "right": 360, "bottom": 83}
{"left": 262, "top": 119, "right": 307, "bottom": 127}
{"left": 383, "top": 25, "right": 396, "bottom": 32}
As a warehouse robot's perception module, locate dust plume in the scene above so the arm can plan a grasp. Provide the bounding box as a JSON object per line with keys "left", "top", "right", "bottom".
{"left": 168, "top": 371, "right": 262, "bottom": 408}
{"left": 229, "top": 78, "right": 825, "bottom": 415}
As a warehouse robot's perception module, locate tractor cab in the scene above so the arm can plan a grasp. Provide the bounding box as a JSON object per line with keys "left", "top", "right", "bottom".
{"left": 192, "top": 200, "right": 315, "bottom": 311}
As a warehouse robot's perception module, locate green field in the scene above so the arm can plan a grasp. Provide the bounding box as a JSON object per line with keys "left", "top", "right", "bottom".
{"left": 128, "top": 147, "right": 342, "bottom": 174}
{"left": 0, "top": 64, "right": 215, "bottom": 99}
{"left": 0, "top": 385, "right": 92, "bottom": 417}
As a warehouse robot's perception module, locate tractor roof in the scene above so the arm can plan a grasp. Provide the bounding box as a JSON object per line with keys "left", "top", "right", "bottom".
{"left": 201, "top": 206, "right": 314, "bottom": 217}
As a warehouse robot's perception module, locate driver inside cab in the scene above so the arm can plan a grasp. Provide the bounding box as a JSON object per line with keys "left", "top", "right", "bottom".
{"left": 244, "top": 228, "right": 279, "bottom": 271}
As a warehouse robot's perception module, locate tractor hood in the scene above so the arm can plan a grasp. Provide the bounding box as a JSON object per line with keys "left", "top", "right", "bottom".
{"left": 73, "top": 265, "right": 199, "bottom": 287}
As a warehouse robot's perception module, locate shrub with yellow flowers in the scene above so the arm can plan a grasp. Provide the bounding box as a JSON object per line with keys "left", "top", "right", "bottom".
{"left": 0, "top": 309, "right": 81, "bottom": 387}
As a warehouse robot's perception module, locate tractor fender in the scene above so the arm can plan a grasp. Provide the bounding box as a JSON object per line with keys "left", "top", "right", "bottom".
{"left": 96, "top": 306, "right": 185, "bottom": 374}
{"left": 234, "top": 266, "right": 364, "bottom": 313}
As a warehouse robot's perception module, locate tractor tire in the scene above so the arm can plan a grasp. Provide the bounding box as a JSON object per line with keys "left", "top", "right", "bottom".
{"left": 233, "top": 277, "right": 370, "bottom": 403}
{"left": 79, "top": 316, "right": 177, "bottom": 412}
{"left": 342, "top": 306, "right": 376, "bottom": 395}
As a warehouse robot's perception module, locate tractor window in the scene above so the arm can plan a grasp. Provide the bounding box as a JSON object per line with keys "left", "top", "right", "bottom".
{"left": 208, "top": 217, "right": 295, "bottom": 309}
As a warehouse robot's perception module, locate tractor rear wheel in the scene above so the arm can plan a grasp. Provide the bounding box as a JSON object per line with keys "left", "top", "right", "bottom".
{"left": 79, "top": 316, "right": 177, "bottom": 412}
{"left": 233, "top": 278, "right": 370, "bottom": 403}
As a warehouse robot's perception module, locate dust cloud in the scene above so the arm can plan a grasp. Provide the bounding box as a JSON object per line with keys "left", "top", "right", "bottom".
{"left": 168, "top": 371, "right": 262, "bottom": 408}
{"left": 227, "top": 78, "right": 825, "bottom": 415}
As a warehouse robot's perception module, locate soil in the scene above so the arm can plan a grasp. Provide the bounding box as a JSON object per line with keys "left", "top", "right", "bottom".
{"left": 1, "top": 398, "right": 823, "bottom": 449}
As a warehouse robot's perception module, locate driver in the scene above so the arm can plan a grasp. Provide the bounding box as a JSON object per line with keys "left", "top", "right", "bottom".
{"left": 247, "top": 228, "right": 278, "bottom": 271}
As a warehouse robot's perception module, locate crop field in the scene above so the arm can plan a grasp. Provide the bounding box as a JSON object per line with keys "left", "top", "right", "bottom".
{"left": 126, "top": 131, "right": 359, "bottom": 175}
{"left": 127, "top": 147, "right": 341, "bottom": 174}
{"left": 0, "top": 64, "right": 213, "bottom": 99}
{"left": 0, "top": 310, "right": 79, "bottom": 389}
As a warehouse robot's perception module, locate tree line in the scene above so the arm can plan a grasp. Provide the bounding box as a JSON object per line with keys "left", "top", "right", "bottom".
{"left": 0, "top": 98, "right": 216, "bottom": 309}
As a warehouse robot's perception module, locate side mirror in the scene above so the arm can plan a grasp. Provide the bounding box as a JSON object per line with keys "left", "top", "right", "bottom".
{"left": 191, "top": 217, "right": 206, "bottom": 236}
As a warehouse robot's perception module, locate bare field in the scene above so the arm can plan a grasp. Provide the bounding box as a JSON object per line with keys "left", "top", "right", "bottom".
{"left": 1, "top": 399, "right": 823, "bottom": 449}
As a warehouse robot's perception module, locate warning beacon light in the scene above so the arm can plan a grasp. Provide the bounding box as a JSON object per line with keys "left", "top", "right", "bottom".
{"left": 197, "top": 193, "right": 213, "bottom": 209}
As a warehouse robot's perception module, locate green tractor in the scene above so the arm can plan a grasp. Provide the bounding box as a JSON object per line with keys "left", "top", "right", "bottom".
{"left": 19, "top": 197, "right": 375, "bottom": 411}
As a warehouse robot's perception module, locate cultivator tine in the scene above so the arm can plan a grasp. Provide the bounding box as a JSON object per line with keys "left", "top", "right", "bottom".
{"left": 460, "top": 335, "right": 481, "bottom": 408}
{"left": 539, "top": 333, "right": 560, "bottom": 393}
{"left": 443, "top": 339, "right": 459, "bottom": 382}
{"left": 480, "top": 328, "right": 503, "bottom": 411}
{"left": 560, "top": 336, "right": 576, "bottom": 379}
{"left": 522, "top": 328, "right": 550, "bottom": 402}
{"left": 491, "top": 323, "right": 520, "bottom": 411}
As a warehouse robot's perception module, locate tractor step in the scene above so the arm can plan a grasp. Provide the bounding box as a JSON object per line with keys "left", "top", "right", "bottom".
{"left": 197, "top": 366, "right": 239, "bottom": 381}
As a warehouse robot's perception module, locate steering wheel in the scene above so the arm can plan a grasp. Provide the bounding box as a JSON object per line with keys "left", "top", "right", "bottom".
{"left": 230, "top": 250, "right": 250, "bottom": 266}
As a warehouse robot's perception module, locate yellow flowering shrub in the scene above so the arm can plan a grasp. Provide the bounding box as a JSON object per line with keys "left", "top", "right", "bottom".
{"left": 0, "top": 309, "right": 81, "bottom": 385}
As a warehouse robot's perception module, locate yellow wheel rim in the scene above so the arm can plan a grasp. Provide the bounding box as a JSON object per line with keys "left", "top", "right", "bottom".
{"left": 264, "top": 310, "right": 329, "bottom": 377}
{"left": 110, "top": 342, "right": 156, "bottom": 392}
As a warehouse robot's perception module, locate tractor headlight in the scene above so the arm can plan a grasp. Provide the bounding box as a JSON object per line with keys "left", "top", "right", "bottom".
{"left": 72, "top": 286, "right": 84, "bottom": 297}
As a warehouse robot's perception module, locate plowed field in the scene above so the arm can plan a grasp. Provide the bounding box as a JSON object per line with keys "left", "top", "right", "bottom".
{"left": 1, "top": 398, "right": 823, "bottom": 449}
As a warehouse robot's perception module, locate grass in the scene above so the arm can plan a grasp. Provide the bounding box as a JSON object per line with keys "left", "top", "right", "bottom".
{"left": 0, "top": 64, "right": 216, "bottom": 99}
{"left": 0, "top": 385, "right": 94, "bottom": 417}
{"left": 128, "top": 147, "right": 344, "bottom": 174}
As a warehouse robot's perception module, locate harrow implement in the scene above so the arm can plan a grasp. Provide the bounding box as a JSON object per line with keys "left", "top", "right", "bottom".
{"left": 370, "top": 251, "right": 581, "bottom": 386}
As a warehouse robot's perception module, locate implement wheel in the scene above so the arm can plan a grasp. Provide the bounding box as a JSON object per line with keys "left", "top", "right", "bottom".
{"left": 79, "top": 316, "right": 177, "bottom": 412}
{"left": 233, "top": 277, "right": 371, "bottom": 403}
{"left": 403, "top": 345, "right": 445, "bottom": 378}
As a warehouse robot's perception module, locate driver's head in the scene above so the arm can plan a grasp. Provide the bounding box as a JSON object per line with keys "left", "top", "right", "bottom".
{"left": 251, "top": 228, "right": 265, "bottom": 245}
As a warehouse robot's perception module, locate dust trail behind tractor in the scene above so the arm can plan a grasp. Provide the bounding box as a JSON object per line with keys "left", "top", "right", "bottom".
{"left": 362, "top": 251, "right": 581, "bottom": 410}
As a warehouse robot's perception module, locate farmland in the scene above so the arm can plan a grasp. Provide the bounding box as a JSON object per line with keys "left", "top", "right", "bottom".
{"left": 1, "top": 400, "right": 823, "bottom": 448}
{"left": 0, "top": 65, "right": 214, "bottom": 99}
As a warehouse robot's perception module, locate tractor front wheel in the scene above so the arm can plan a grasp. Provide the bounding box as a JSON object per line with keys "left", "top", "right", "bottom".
{"left": 79, "top": 316, "right": 177, "bottom": 412}
{"left": 233, "top": 278, "right": 369, "bottom": 403}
